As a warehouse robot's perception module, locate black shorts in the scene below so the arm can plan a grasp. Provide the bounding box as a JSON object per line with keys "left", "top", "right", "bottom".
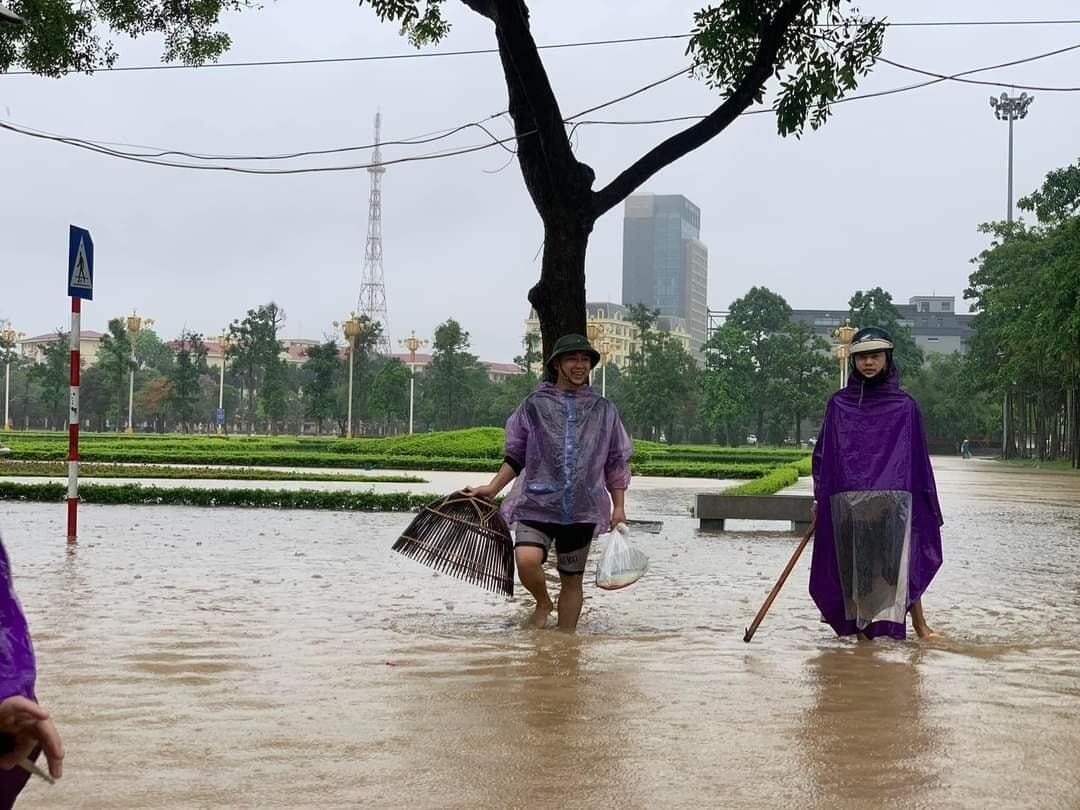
{"left": 515, "top": 521, "right": 595, "bottom": 576}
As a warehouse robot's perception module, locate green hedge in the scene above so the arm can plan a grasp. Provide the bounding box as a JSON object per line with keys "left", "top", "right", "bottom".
{"left": 0, "top": 461, "right": 424, "bottom": 484}
{"left": 0, "top": 429, "right": 810, "bottom": 477}
{"left": 0, "top": 482, "right": 431, "bottom": 511}
{"left": 721, "top": 465, "right": 801, "bottom": 496}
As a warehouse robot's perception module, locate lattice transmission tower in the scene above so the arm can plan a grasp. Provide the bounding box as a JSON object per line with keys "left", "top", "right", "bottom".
{"left": 357, "top": 112, "right": 392, "bottom": 355}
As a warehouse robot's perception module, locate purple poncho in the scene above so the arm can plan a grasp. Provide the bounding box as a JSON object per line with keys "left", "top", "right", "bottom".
{"left": 0, "top": 538, "right": 37, "bottom": 805}
{"left": 809, "top": 366, "right": 943, "bottom": 640}
{"left": 500, "top": 382, "right": 632, "bottom": 536}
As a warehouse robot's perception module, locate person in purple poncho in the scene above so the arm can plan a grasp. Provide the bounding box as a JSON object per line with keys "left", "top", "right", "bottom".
{"left": 466, "top": 333, "right": 633, "bottom": 630}
{"left": 0, "top": 536, "right": 64, "bottom": 808}
{"left": 809, "top": 327, "right": 943, "bottom": 641}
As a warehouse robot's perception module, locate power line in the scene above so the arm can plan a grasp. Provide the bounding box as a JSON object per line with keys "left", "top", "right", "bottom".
{"left": 2, "top": 41, "right": 1078, "bottom": 174}
{"left": 878, "top": 53, "right": 1080, "bottom": 92}
{"left": 3, "top": 21, "right": 1080, "bottom": 77}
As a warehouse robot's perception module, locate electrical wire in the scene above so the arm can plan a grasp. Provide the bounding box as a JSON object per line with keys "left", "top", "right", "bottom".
{"left": 2, "top": 41, "right": 1078, "bottom": 174}
{"left": 3, "top": 20, "right": 1080, "bottom": 77}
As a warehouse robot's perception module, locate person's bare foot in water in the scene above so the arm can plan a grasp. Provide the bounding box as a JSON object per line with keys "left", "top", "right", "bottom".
{"left": 530, "top": 600, "right": 554, "bottom": 629}
{"left": 911, "top": 600, "right": 940, "bottom": 639}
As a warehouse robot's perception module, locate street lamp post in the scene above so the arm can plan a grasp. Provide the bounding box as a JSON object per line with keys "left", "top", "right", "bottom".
{"left": 124, "top": 311, "right": 153, "bottom": 433}
{"left": 833, "top": 321, "right": 857, "bottom": 390}
{"left": 335, "top": 314, "right": 365, "bottom": 439}
{"left": 989, "top": 92, "right": 1035, "bottom": 223}
{"left": 1, "top": 323, "right": 24, "bottom": 431}
{"left": 217, "top": 331, "right": 230, "bottom": 435}
{"left": 399, "top": 330, "right": 427, "bottom": 435}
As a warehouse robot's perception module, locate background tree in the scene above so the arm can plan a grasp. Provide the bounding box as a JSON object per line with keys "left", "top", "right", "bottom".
{"left": 3, "top": 2, "right": 885, "bottom": 360}
{"left": 966, "top": 157, "right": 1080, "bottom": 465}
{"left": 95, "top": 318, "right": 134, "bottom": 430}
{"left": 134, "top": 328, "right": 175, "bottom": 376}
{"left": 29, "top": 332, "right": 69, "bottom": 429}
{"left": 302, "top": 341, "right": 344, "bottom": 435}
{"left": 135, "top": 376, "right": 172, "bottom": 433}
{"left": 727, "top": 286, "right": 792, "bottom": 442}
{"left": 419, "top": 318, "right": 490, "bottom": 430}
{"left": 169, "top": 330, "right": 208, "bottom": 432}
{"left": 847, "top": 287, "right": 923, "bottom": 374}
{"left": 622, "top": 331, "right": 698, "bottom": 442}
{"left": 904, "top": 353, "right": 997, "bottom": 453}
{"left": 228, "top": 302, "right": 286, "bottom": 433}
{"left": 767, "top": 320, "right": 832, "bottom": 444}
{"left": 700, "top": 322, "right": 753, "bottom": 445}
{"left": 368, "top": 359, "right": 411, "bottom": 433}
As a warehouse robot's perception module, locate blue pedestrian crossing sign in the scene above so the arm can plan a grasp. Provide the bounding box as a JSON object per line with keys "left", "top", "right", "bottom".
{"left": 68, "top": 225, "right": 94, "bottom": 300}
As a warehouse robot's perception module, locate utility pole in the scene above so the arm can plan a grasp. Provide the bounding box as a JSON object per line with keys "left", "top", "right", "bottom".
{"left": 989, "top": 91, "right": 1034, "bottom": 223}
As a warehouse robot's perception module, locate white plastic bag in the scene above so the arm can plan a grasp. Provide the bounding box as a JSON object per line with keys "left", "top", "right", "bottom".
{"left": 595, "top": 523, "right": 649, "bottom": 591}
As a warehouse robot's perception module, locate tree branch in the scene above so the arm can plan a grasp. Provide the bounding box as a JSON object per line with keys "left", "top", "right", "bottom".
{"left": 591, "top": 0, "right": 807, "bottom": 219}
{"left": 461, "top": 0, "right": 590, "bottom": 214}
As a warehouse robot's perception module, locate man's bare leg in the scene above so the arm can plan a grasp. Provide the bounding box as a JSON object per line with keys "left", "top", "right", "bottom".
{"left": 515, "top": 546, "right": 553, "bottom": 628}
{"left": 911, "top": 599, "right": 940, "bottom": 639}
{"left": 556, "top": 573, "right": 584, "bottom": 631}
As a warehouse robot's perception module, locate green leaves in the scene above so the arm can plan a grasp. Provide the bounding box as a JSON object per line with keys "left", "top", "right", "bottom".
{"left": 0, "top": 0, "right": 252, "bottom": 75}
{"left": 687, "top": 1, "right": 885, "bottom": 137}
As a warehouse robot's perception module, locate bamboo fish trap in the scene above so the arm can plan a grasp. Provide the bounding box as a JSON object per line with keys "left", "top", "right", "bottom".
{"left": 392, "top": 492, "right": 515, "bottom": 596}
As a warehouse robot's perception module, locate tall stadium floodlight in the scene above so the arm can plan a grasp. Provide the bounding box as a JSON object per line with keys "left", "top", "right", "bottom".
{"left": 988, "top": 92, "right": 1035, "bottom": 223}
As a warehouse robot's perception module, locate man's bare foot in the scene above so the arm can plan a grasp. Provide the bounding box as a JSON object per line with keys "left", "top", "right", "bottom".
{"left": 914, "top": 623, "right": 941, "bottom": 639}
{"left": 530, "top": 601, "right": 554, "bottom": 629}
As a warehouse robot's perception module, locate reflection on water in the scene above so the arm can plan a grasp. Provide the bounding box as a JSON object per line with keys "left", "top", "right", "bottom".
{"left": 0, "top": 456, "right": 1077, "bottom": 808}
{"left": 799, "top": 646, "right": 939, "bottom": 808}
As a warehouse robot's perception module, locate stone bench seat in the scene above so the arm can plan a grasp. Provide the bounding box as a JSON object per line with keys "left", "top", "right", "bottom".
{"left": 696, "top": 493, "right": 813, "bottom": 532}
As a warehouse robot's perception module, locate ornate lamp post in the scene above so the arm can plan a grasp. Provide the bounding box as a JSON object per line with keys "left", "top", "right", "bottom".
{"left": 586, "top": 322, "right": 607, "bottom": 392}
{"left": 1, "top": 322, "right": 24, "bottom": 431}
{"left": 334, "top": 314, "right": 366, "bottom": 439}
{"left": 399, "top": 330, "right": 428, "bottom": 435}
{"left": 832, "top": 321, "right": 857, "bottom": 390}
{"left": 124, "top": 311, "right": 153, "bottom": 433}
{"left": 598, "top": 337, "right": 611, "bottom": 398}
{"left": 216, "top": 330, "right": 230, "bottom": 435}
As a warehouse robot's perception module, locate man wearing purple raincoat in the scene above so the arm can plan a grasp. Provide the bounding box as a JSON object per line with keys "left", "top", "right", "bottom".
{"left": 467, "top": 334, "right": 633, "bottom": 630}
{"left": 0, "top": 537, "right": 63, "bottom": 807}
{"left": 810, "top": 327, "right": 943, "bottom": 640}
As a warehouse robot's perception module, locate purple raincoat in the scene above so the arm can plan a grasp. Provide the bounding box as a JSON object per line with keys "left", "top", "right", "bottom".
{"left": 810, "top": 366, "right": 943, "bottom": 640}
{"left": 500, "top": 382, "right": 632, "bottom": 536}
{"left": 0, "top": 538, "right": 36, "bottom": 807}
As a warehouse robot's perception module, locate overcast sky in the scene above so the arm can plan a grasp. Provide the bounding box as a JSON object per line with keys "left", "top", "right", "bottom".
{"left": 1, "top": 1, "right": 1077, "bottom": 361}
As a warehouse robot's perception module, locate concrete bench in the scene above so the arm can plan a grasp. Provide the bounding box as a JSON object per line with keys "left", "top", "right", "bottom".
{"left": 696, "top": 493, "right": 813, "bottom": 532}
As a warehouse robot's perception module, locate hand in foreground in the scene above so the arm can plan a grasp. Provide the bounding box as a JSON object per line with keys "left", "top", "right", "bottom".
{"left": 0, "top": 696, "right": 63, "bottom": 779}
{"left": 611, "top": 506, "right": 627, "bottom": 530}
{"left": 462, "top": 484, "right": 497, "bottom": 501}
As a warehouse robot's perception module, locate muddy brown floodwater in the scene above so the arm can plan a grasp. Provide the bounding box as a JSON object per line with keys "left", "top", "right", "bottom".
{"left": 1, "top": 457, "right": 1079, "bottom": 809}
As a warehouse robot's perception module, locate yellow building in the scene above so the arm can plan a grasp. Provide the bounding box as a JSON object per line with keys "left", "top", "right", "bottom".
{"left": 20, "top": 330, "right": 103, "bottom": 366}
{"left": 524, "top": 301, "right": 693, "bottom": 372}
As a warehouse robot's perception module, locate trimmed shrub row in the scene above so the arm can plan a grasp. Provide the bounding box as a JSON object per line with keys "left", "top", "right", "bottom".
{"left": 0, "top": 482, "right": 432, "bottom": 512}
{"left": 0, "top": 461, "right": 424, "bottom": 484}
{"left": 721, "top": 465, "right": 801, "bottom": 496}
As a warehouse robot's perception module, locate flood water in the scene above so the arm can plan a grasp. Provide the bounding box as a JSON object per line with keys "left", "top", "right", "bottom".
{"left": 2, "top": 457, "right": 1079, "bottom": 809}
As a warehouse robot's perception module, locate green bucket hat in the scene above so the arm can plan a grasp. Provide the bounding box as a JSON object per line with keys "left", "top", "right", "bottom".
{"left": 546, "top": 333, "right": 601, "bottom": 371}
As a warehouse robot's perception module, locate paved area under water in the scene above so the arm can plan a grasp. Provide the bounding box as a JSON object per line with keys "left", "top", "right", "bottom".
{"left": 1, "top": 457, "right": 1078, "bottom": 808}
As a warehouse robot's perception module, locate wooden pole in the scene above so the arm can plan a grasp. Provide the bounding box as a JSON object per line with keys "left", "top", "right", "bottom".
{"left": 743, "top": 523, "right": 815, "bottom": 643}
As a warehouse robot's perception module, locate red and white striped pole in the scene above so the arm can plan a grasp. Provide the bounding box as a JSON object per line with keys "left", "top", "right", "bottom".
{"left": 67, "top": 296, "right": 80, "bottom": 543}
{"left": 66, "top": 224, "right": 92, "bottom": 544}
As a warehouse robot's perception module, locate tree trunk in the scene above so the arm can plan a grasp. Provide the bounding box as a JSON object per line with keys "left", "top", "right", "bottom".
{"left": 529, "top": 212, "right": 593, "bottom": 378}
